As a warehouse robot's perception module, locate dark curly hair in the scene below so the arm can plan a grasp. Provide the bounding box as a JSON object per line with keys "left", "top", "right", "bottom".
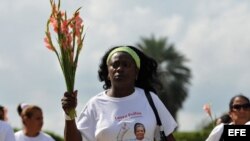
{"left": 0, "top": 105, "right": 4, "bottom": 120}
{"left": 98, "top": 45, "right": 161, "bottom": 93}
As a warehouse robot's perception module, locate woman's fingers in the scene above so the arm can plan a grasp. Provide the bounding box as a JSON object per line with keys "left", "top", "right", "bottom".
{"left": 61, "top": 90, "right": 78, "bottom": 111}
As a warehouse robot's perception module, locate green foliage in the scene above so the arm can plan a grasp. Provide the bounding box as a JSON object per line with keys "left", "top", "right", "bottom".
{"left": 136, "top": 34, "right": 192, "bottom": 120}
{"left": 13, "top": 127, "right": 19, "bottom": 132}
{"left": 173, "top": 131, "right": 211, "bottom": 141}
{"left": 172, "top": 120, "right": 216, "bottom": 141}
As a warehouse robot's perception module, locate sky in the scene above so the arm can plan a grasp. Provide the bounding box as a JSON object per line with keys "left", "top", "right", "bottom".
{"left": 1, "top": 0, "right": 250, "bottom": 136}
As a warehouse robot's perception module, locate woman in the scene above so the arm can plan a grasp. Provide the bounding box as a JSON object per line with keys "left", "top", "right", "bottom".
{"left": 0, "top": 104, "right": 15, "bottom": 141}
{"left": 133, "top": 123, "right": 148, "bottom": 141}
{"left": 117, "top": 122, "right": 150, "bottom": 141}
{"left": 131, "top": 122, "right": 150, "bottom": 141}
{"left": 15, "top": 104, "right": 55, "bottom": 141}
{"left": 0, "top": 120, "right": 16, "bottom": 141}
{"left": 206, "top": 94, "right": 250, "bottom": 141}
{"left": 61, "top": 45, "right": 177, "bottom": 141}
{"left": 0, "top": 105, "right": 8, "bottom": 121}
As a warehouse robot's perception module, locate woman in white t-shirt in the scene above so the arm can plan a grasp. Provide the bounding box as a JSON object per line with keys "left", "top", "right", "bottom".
{"left": 15, "top": 104, "right": 55, "bottom": 141}
{"left": 206, "top": 94, "right": 250, "bottom": 141}
{"left": 61, "top": 46, "right": 177, "bottom": 141}
{"left": 0, "top": 120, "right": 16, "bottom": 141}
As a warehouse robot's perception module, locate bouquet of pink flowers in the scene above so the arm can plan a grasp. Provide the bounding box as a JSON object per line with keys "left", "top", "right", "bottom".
{"left": 44, "top": 0, "right": 85, "bottom": 119}
{"left": 203, "top": 103, "right": 215, "bottom": 127}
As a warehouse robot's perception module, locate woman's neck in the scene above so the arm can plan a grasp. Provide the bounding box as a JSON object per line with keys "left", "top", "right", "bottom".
{"left": 107, "top": 87, "right": 135, "bottom": 97}
{"left": 23, "top": 128, "right": 39, "bottom": 137}
{"left": 233, "top": 119, "right": 248, "bottom": 125}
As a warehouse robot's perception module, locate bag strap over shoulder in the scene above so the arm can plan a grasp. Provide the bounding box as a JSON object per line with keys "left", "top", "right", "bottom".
{"left": 144, "top": 89, "right": 168, "bottom": 140}
{"left": 144, "top": 89, "right": 162, "bottom": 126}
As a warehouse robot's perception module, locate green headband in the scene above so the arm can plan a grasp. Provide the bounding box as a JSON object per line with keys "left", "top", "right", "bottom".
{"left": 106, "top": 46, "right": 140, "bottom": 69}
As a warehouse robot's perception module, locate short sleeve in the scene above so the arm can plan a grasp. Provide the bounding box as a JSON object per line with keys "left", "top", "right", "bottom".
{"left": 150, "top": 92, "right": 178, "bottom": 136}
{"left": 205, "top": 123, "right": 224, "bottom": 141}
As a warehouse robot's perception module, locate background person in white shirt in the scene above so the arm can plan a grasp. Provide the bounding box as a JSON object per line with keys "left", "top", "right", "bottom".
{"left": 15, "top": 104, "right": 55, "bottom": 141}
{"left": 206, "top": 94, "right": 250, "bottom": 141}
{"left": 0, "top": 112, "right": 15, "bottom": 141}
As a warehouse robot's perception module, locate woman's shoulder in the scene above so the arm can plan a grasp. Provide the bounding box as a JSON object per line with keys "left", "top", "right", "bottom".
{"left": 0, "top": 120, "right": 11, "bottom": 129}
{"left": 135, "top": 87, "right": 157, "bottom": 96}
{"left": 213, "top": 123, "right": 225, "bottom": 131}
{"left": 145, "top": 89, "right": 160, "bottom": 101}
{"left": 39, "top": 132, "right": 55, "bottom": 141}
{"left": 86, "top": 91, "right": 106, "bottom": 102}
{"left": 245, "top": 121, "right": 250, "bottom": 125}
{"left": 206, "top": 123, "right": 224, "bottom": 141}
{"left": 0, "top": 121, "right": 15, "bottom": 134}
{"left": 210, "top": 123, "right": 225, "bottom": 136}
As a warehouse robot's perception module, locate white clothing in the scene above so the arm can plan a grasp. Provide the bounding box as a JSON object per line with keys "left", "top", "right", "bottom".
{"left": 245, "top": 121, "right": 250, "bottom": 125}
{"left": 77, "top": 87, "right": 177, "bottom": 141}
{"left": 15, "top": 130, "right": 55, "bottom": 141}
{"left": 0, "top": 120, "right": 16, "bottom": 141}
{"left": 126, "top": 139, "right": 150, "bottom": 141}
{"left": 206, "top": 121, "right": 250, "bottom": 141}
{"left": 205, "top": 123, "right": 224, "bottom": 141}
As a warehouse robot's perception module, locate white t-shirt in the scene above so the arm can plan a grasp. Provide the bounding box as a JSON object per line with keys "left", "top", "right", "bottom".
{"left": 0, "top": 120, "right": 16, "bottom": 141}
{"left": 206, "top": 121, "right": 250, "bottom": 141}
{"left": 77, "top": 87, "right": 177, "bottom": 141}
{"left": 15, "top": 130, "right": 55, "bottom": 141}
{"left": 205, "top": 123, "right": 225, "bottom": 141}
{"left": 245, "top": 121, "right": 250, "bottom": 125}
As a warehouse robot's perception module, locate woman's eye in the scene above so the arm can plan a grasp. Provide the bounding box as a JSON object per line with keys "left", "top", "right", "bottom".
{"left": 122, "top": 62, "right": 130, "bottom": 67}
{"left": 112, "top": 62, "right": 130, "bottom": 68}
{"left": 112, "top": 62, "right": 119, "bottom": 68}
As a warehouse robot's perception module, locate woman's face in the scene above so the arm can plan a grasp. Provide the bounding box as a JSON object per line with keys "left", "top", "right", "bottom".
{"left": 135, "top": 126, "right": 145, "bottom": 140}
{"left": 107, "top": 52, "right": 138, "bottom": 88}
{"left": 229, "top": 97, "right": 250, "bottom": 125}
{"left": 24, "top": 109, "right": 43, "bottom": 133}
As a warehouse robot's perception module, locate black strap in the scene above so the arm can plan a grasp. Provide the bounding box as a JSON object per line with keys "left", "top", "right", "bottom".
{"left": 144, "top": 90, "right": 162, "bottom": 126}
{"left": 145, "top": 90, "right": 167, "bottom": 140}
{"left": 219, "top": 135, "right": 224, "bottom": 141}
{"left": 219, "top": 125, "right": 225, "bottom": 141}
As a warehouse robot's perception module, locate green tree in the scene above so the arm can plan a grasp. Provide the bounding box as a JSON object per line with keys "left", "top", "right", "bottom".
{"left": 136, "top": 35, "right": 191, "bottom": 120}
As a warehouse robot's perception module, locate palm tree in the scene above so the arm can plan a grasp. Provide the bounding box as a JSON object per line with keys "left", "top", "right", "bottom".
{"left": 136, "top": 35, "right": 191, "bottom": 120}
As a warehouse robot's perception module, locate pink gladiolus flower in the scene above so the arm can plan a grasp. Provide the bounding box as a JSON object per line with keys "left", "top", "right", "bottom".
{"left": 73, "top": 13, "right": 83, "bottom": 37}
{"left": 61, "top": 20, "right": 69, "bottom": 34}
{"left": 44, "top": 32, "right": 55, "bottom": 51}
{"left": 44, "top": 37, "right": 52, "bottom": 50}
{"left": 203, "top": 103, "right": 212, "bottom": 117}
{"left": 44, "top": 0, "right": 85, "bottom": 119}
{"left": 203, "top": 103, "right": 215, "bottom": 127}
{"left": 50, "top": 17, "right": 58, "bottom": 32}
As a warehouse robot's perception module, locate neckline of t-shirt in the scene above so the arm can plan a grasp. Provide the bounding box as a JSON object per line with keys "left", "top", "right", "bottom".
{"left": 103, "top": 87, "right": 141, "bottom": 101}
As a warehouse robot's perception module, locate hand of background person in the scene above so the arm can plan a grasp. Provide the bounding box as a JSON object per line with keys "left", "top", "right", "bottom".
{"left": 61, "top": 90, "right": 78, "bottom": 115}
